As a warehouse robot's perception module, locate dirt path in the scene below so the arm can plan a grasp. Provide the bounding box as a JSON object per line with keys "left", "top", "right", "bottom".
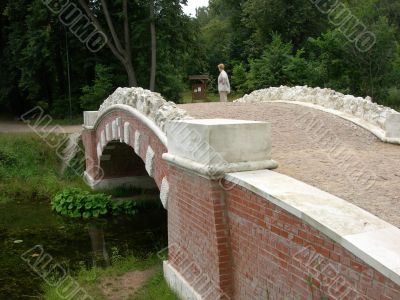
{"left": 0, "top": 121, "right": 82, "bottom": 134}
{"left": 180, "top": 102, "right": 400, "bottom": 228}
{"left": 99, "top": 267, "right": 157, "bottom": 300}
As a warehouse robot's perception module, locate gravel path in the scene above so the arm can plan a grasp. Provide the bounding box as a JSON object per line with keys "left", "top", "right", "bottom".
{"left": 0, "top": 121, "right": 82, "bottom": 134}
{"left": 180, "top": 102, "right": 400, "bottom": 228}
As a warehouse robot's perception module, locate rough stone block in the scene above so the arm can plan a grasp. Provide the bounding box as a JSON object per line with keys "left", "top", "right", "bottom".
{"left": 112, "top": 120, "right": 117, "bottom": 140}
{"left": 100, "top": 130, "right": 106, "bottom": 148}
{"left": 160, "top": 178, "right": 169, "bottom": 209}
{"left": 145, "top": 146, "right": 155, "bottom": 177}
{"left": 166, "top": 119, "right": 272, "bottom": 166}
{"left": 96, "top": 143, "right": 102, "bottom": 160}
{"left": 134, "top": 131, "right": 141, "bottom": 155}
{"left": 105, "top": 124, "right": 111, "bottom": 141}
{"left": 83, "top": 111, "right": 98, "bottom": 127}
{"left": 385, "top": 113, "right": 400, "bottom": 139}
{"left": 124, "top": 122, "right": 130, "bottom": 144}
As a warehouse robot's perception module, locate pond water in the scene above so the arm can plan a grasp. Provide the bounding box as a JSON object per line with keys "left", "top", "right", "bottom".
{"left": 0, "top": 198, "right": 167, "bottom": 299}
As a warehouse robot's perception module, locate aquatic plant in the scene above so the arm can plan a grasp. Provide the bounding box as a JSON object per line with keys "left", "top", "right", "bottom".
{"left": 51, "top": 188, "right": 138, "bottom": 219}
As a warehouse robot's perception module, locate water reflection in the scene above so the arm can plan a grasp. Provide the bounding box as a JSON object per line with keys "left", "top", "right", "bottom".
{"left": 88, "top": 223, "right": 111, "bottom": 268}
{"left": 0, "top": 200, "right": 167, "bottom": 299}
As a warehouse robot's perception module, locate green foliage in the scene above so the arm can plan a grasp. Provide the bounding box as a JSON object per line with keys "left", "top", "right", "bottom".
{"left": 111, "top": 247, "right": 123, "bottom": 265}
{"left": 0, "top": 148, "right": 17, "bottom": 166}
{"left": 111, "top": 200, "right": 139, "bottom": 216}
{"left": 386, "top": 87, "right": 400, "bottom": 110}
{"left": 246, "top": 34, "right": 302, "bottom": 90}
{"left": 52, "top": 188, "right": 111, "bottom": 219}
{"left": 241, "top": 0, "right": 328, "bottom": 55}
{"left": 0, "top": 0, "right": 201, "bottom": 116}
{"left": 198, "top": 0, "right": 400, "bottom": 109}
{"left": 231, "top": 62, "right": 248, "bottom": 93}
{"left": 80, "top": 64, "right": 114, "bottom": 111}
{"left": 155, "top": 61, "right": 185, "bottom": 103}
{"left": 51, "top": 188, "right": 139, "bottom": 219}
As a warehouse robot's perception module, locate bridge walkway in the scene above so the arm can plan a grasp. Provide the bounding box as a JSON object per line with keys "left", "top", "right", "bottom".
{"left": 180, "top": 102, "right": 400, "bottom": 228}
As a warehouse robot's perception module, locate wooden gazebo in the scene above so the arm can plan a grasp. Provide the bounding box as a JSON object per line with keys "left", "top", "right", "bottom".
{"left": 189, "top": 75, "right": 209, "bottom": 101}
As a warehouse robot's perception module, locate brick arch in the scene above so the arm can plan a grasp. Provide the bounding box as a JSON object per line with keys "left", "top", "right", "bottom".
{"left": 83, "top": 107, "right": 170, "bottom": 208}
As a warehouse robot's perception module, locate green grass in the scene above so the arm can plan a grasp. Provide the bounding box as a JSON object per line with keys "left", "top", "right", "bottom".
{"left": 134, "top": 271, "right": 179, "bottom": 300}
{"left": 0, "top": 133, "right": 88, "bottom": 204}
{"left": 180, "top": 89, "right": 243, "bottom": 104}
{"left": 42, "top": 254, "right": 179, "bottom": 300}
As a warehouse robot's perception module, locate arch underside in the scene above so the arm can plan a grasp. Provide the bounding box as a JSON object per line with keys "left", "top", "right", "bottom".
{"left": 98, "top": 141, "right": 157, "bottom": 191}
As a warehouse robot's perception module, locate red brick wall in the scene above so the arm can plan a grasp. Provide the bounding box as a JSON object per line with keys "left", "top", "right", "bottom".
{"left": 82, "top": 129, "right": 99, "bottom": 179}
{"left": 224, "top": 183, "right": 400, "bottom": 300}
{"left": 167, "top": 165, "right": 233, "bottom": 300}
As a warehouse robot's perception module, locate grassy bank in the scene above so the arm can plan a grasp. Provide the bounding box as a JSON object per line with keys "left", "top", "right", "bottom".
{"left": 43, "top": 254, "right": 179, "bottom": 300}
{"left": 0, "top": 133, "right": 88, "bottom": 204}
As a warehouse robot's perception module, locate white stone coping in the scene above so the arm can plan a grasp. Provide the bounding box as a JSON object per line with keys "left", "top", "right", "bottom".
{"left": 164, "top": 261, "right": 203, "bottom": 300}
{"left": 84, "top": 172, "right": 157, "bottom": 191}
{"left": 163, "top": 152, "right": 278, "bottom": 180}
{"left": 268, "top": 100, "right": 400, "bottom": 144}
{"left": 225, "top": 170, "right": 400, "bottom": 286}
{"left": 84, "top": 104, "right": 168, "bottom": 147}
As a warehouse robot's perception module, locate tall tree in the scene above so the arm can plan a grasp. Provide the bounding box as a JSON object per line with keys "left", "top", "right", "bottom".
{"left": 149, "top": 0, "right": 157, "bottom": 91}
{"left": 78, "top": 0, "right": 138, "bottom": 86}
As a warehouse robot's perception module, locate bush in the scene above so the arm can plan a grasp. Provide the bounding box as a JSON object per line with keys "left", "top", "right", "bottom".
{"left": 51, "top": 188, "right": 138, "bottom": 219}
{"left": 231, "top": 63, "right": 248, "bottom": 93}
{"left": 156, "top": 62, "right": 185, "bottom": 103}
{"left": 80, "top": 64, "right": 114, "bottom": 111}
{"left": 246, "top": 33, "right": 295, "bottom": 90}
{"left": 385, "top": 87, "right": 400, "bottom": 110}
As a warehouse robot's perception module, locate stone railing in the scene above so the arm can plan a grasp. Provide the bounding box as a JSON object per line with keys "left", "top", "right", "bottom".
{"left": 235, "top": 86, "right": 400, "bottom": 143}
{"left": 92, "top": 87, "right": 192, "bottom": 133}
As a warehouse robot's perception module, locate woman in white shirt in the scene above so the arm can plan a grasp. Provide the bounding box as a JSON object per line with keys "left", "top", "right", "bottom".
{"left": 218, "top": 64, "right": 230, "bottom": 102}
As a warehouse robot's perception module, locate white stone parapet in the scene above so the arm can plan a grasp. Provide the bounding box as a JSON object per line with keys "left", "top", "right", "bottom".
{"left": 163, "top": 119, "right": 278, "bottom": 179}
{"left": 226, "top": 170, "right": 400, "bottom": 286}
{"left": 96, "top": 87, "right": 192, "bottom": 133}
{"left": 235, "top": 86, "right": 400, "bottom": 144}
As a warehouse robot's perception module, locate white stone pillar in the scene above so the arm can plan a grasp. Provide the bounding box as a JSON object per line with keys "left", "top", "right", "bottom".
{"left": 163, "top": 119, "right": 278, "bottom": 179}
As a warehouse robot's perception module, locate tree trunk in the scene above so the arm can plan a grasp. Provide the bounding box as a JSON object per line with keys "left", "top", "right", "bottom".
{"left": 78, "top": 0, "right": 138, "bottom": 88}
{"left": 125, "top": 58, "right": 138, "bottom": 87}
{"left": 149, "top": 0, "right": 156, "bottom": 91}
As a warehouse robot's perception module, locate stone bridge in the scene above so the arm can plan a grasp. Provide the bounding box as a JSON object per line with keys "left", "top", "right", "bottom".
{"left": 82, "top": 87, "right": 400, "bottom": 300}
